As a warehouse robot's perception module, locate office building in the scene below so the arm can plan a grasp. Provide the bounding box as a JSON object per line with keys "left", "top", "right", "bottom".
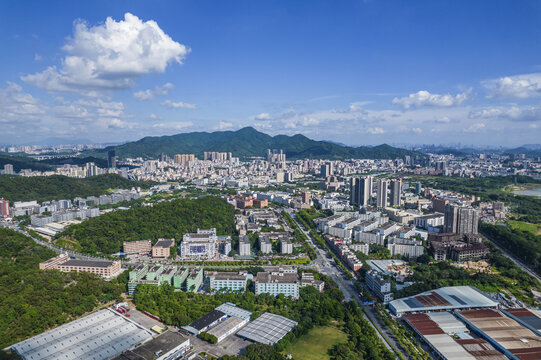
{"left": 3, "top": 163, "right": 14, "bottom": 175}
{"left": 444, "top": 204, "right": 459, "bottom": 233}
{"left": 238, "top": 235, "right": 251, "bottom": 256}
{"left": 376, "top": 179, "right": 389, "bottom": 208}
{"left": 389, "top": 179, "right": 402, "bottom": 207}
{"left": 207, "top": 271, "right": 248, "bottom": 292}
{"left": 40, "top": 254, "right": 121, "bottom": 278}
{"left": 127, "top": 264, "right": 202, "bottom": 295}
{"left": 387, "top": 237, "right": 424, "bottom": 258}
{"left": 350, "top": 176, "right": 371, "bottom": 207}
{"left": 415, "top": 182, "right": 422, "bottom": 195}
{"left": 0, "top": 198, "right": 10, "bottom": 218}
{"left": 365, "top": 270, "right": 393, "bottom": 303}
{"left": 107, "top": 150, "right": 116, "bottom": 168}
{"left": 173, "top": 154, "right": 195, "bottom": 165}
{"left": 123, "top": 240, "right": 152, "bottom": 255}
{"left": 152, "top": 239, "right": 175, "bottom": 258}
{"left": 254, "top": 271, "right": 299, "bottom": 298}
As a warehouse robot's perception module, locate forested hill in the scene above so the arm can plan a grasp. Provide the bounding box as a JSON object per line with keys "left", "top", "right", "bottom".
{"left": 90, "top": 127, "right": 426, "bottom": 160}
{"left": 0, "top": 174, "right": 150, "bottom": 203}
{"left": 0, "top": 228, "right": 124, "bottom": 348}
{"left": 54, "top": 196, "right": 236, "bottom": 254}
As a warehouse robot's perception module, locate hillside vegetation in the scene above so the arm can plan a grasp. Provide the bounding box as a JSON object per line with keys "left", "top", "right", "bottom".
{"left": 0, "top": 228, "right": 124, "bottom": 348}
{"left": 54, "top": 196, "right": 236, "bottom": 254}
{"left": 89, "top": 127, "right": 426, "bottom": 161}
{"left": 0, "top": 174, "right": 149, "bottom": 203}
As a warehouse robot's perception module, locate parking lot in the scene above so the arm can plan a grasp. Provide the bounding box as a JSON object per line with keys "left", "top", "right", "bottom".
{"left": 189, "top": 334, "right": 253, "bottom": 357}
{"left": 127, "top": 308, "right": 164, "bottom": 331}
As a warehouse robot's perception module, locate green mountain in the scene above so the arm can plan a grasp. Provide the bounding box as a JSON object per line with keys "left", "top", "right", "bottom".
{"left": 94, "top": 127, "right": 426, "bottom": 160}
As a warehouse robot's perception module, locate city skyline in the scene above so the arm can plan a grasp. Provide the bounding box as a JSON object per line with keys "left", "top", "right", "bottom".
{"left": 1, "top": 1, "right": 540, "bottom": 146}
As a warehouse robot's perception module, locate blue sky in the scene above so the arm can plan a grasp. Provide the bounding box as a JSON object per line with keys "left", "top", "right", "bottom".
{"left": 1, "top": 0, "right": 540, "bottom": 146}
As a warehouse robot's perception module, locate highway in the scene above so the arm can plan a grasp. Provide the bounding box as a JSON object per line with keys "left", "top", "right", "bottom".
{"left": 481, "top": 230, "right": 541, "bottom": 283}
{"left": 289, "top": 210, "right": 406, "bottom": 360}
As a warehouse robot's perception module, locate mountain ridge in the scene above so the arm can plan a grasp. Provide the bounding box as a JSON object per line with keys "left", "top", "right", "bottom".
{"left": 91, "top": 127, "right": 427, "bottom": 160}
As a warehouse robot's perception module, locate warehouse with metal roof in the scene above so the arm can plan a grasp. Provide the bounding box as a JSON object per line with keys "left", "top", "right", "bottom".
{"left": 11, "top": 309, "right": 153, "bottom": 360}
{"left": 237, "top": 312, "right": 297, "bottom": 345}
{"left": 389, "top": 286, "right": 498, "bottom": 316}
{"left": 456, "top": 309, "right": 541, "bottom": 360}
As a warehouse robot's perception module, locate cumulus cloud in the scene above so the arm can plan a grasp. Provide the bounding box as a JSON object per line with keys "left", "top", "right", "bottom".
{"left": 392, "top": 89, "right": 470, "bottom": 109}
{"left": 218, "top": 121, "right": 233, "bottom": 130}
{"left": 254, "top": 112, "right": 271, "bottom": 120}
{"left": 412, "top": 127, "right": 422, "bottom": 134}
{"left": 133, "top": 83, "right": 174, "bottom": 101}
{"left": 0, "top": 82, "right": 45, "bottom": 124}
{"left": 161, "top": 99, "right": 196, "bottom": 109}
{"left": 22, "top": 13, "right": 189, "bottom": 96}
{"left": 366, "top": 127, "right": 385, "bottom": 135}
{"left": 483, "top": 73, "right": 541, "bottom": 99}
{"left": 34, "top": 54, "right": 42, "bottom": 61}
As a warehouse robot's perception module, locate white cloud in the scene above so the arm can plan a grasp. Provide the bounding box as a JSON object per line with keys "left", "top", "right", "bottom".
{"left": 34, "top": 54, "right": 42, "bottom": 61}
{"left": 483, "top": 73, "right": 541, "bottom": 99}
{"left": 218, "top": 121, "right": 233, "bottom": 130}
{"left": 469, "top": 105, "right": 541, "bottom": 122}
{"left": 366, "top": 127, "right": 385, "bottom": 135}
{"left": 161, "top": 99, "right": 196, "bottom": 109}
{"left": 349, "top": 101, "right": 372, "bottom": 112}
{"left": 151, "top": 121, "right": 193, "bottom": 130}
{"left": 392, "top": 89, "right": 470, "bottom": 109}
{"left": 0, "top": 82, "right": 45, "bottom": 123}
{"left": 412, "top": 127, "right": 422, "bottom": 134}
{"left": 254, "top": 112, "right": 271, "bottom": 120}
{"left": 434, "top": 116, "right": 451, "bottom": 124}
{"left": 463, "top": 123, "right": 486, "bottom": 133}
{"left": 133, "top": 83, "right": 174, "bottom": 101}
{"left": 22, "top": 13, "right": 189, "bottom": 96}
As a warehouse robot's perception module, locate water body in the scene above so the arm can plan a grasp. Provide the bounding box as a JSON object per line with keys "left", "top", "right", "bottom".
{"left": 514, "top": 187, "right": 541, "bottom": 198}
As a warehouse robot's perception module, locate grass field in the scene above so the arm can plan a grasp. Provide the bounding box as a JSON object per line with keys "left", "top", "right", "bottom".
{"left": 508, "top": 220, "right": 541, "bottom": 236}
{"left": 284, "top": 325, "right": 348, "bottom": 360}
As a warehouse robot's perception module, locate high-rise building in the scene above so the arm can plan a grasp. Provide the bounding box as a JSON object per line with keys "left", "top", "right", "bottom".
{"left": 85, "top": 162, "right": 99, "bottom": 177}
{"left": 320, "top": 163, "right": 333, "bottom": 178}
{"left": 301, "top": 191, "right": 310, "bottom": 204}
{"left": 107, "top": 150, "right": 117, "bottom": 168}
{"left": 266, "top": 149, "right": 286, "bottom": 163}
{"left": 444, "top": 204, "right": 459, "bottom": 233}
{"left": 0, "top": 198, "right": 10, "bottom": 218}
{"left": 457, "top": 207, "right": 479, "bottom": 234}
{"left": 376, "top": 179, "right": 389, "bottom": 208}
{"left": 389, "top": 179, "right": 402, "bottom": 207}
{"left": 3, "top": 164, "right": 14, "bottom": 175}
{"left": 444, "top": 205, "right": 478, "bottom": 234}
{"left": 174, "top": 154, "right": 195, "bottom": 165}
{"left": 435, "top": 161, "right": 446, "bottom": 172}
{"left": 350, "top": 176, "right": 371, "bottom": 207}
{"left": 204, "top": 152, "right": 232, "bottom": 161}
{"left": 415, "top": 182, "right": 422, "bottom": 195}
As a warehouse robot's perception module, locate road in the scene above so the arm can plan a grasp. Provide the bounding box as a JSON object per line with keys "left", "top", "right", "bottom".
{"left": 289, "top": 211, "right": 406, "bottom": 360}
{"left": 481, "top": 230, "right": 541, "bottom": 283}
{"left": 1, "top": 220, "right": 113, "bottom": 262}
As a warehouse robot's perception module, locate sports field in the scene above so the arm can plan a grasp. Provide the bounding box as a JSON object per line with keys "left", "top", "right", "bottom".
{"left": 284, "top": 325, "right": 348, "bottom": 360}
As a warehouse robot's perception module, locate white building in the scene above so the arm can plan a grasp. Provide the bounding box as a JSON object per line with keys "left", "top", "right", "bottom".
{"left": 254, "top": 271, "right": 299, "bottom": 298}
